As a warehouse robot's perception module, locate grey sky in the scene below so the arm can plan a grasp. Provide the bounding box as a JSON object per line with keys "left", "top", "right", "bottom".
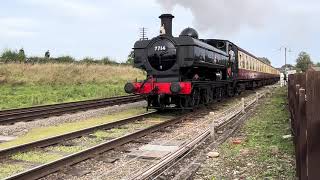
{"left": 0, "top": 0, "right": 319, "bottom": 67}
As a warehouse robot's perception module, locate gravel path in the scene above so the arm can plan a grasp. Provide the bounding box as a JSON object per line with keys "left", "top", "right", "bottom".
{"left": 0, "top": 101, "right": 146, "bottom": 137}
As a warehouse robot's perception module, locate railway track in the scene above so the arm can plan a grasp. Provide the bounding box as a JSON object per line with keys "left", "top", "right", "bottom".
{"left": 3, "top": 111, "right": 189, "bottom": 180}
{"left": 0, "top": 95, "right": 143, "bottom": 125}
{"left": 1, "top": 87, "right": 274, "bottom": 180}
{"left": 133, "top": 89, "right": 270, "bottom": 180}
{"left": 0, "top": 111, "right": 156, "bottom": 158}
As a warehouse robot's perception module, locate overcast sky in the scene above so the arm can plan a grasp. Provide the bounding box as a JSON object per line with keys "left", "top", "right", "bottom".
{"left": 0, "top": 0, "right": 319, "bottom": 67}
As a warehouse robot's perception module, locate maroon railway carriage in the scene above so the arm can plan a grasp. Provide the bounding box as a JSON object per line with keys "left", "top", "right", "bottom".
{"left": 125, "top": 14, "right": 280, "bottom": 110}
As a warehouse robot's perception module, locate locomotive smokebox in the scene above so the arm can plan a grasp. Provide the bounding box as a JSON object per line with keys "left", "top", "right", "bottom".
{"left": 159, "top": 14, "right": 174, "bottom": 36}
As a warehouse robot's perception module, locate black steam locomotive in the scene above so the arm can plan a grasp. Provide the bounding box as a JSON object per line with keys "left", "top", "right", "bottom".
{"left": 125, "top": 14, "right": 279, "bottom": 109}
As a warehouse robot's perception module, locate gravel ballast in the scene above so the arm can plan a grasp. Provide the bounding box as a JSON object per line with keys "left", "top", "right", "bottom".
{"left": 0, "top": 101, "right": 146, "bottom": 137}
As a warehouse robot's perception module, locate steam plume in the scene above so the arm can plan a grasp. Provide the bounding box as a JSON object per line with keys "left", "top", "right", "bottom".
{"left": 156, "top": 0, "right": 275, "bottom": 35}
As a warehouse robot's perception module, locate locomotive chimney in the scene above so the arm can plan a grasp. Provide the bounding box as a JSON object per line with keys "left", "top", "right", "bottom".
{"left": 159, "top": 14, "right": 174, "bottom": 36}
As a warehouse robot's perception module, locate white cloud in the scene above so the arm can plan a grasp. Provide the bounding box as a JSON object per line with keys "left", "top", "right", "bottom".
{"left": 25, "top": 0, "right": 104, "bottom": 18}
{"left": 0, "top": 17, "right": 37, "bottom": 38}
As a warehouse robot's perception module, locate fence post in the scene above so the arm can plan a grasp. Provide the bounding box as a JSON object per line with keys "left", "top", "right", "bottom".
{"left": 294, "top": 84, "right": 301, "bottom": 178}
{"left": 298, "top": 88, "right": 307, "bottom": 180}
{"left": 209, "top": 112, "right": 215, "bottom": 139}
{"left": 306, "top": 71, "right": 320, "bottom": 180}
{"left": 241, "top": 98, "right": 245, "bottom": 113}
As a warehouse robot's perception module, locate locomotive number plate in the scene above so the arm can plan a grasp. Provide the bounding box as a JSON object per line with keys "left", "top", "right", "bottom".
{"left": 155, "top": 46, "right": 166, "bottom": 51}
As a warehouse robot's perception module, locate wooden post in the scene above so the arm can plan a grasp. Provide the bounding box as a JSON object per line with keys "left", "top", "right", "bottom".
{"left": 241, "top": 98, "right": 245, "bottom": 113}
{"left": 298, "top": 88, "right": 307, "bottom": 180}
{"left": 294, "top": 84, "right": 301, "bottom": 178}
{"left": 306, "top": 71, "right": 320, "bottom": 180}
{"left": 209, "top": 112, "right": 215, "bottom": 139}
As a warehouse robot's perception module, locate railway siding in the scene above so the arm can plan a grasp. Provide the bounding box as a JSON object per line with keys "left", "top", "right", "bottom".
{"left": 0, "top": 111, "right": 175, "bottom": 179}
{"left": 41, "top": 87, "right": 273, "bottom": 180}
{"left": 195, "top": 87, "right": 295, "bottom": 179}
{"left": 0, "top": 95, "right": 143, "bottom": 126}
{"left": 0, "top": 86, "right": 276, "bottom": 179}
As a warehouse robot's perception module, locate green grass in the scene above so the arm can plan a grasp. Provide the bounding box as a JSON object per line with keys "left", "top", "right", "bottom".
{"left": 217, "top": 88, "right": 295, "bottom": 179}
{"left": 0, "top": 84, "right": 126, "bottom": 110}
{"left": 0, "top": 107, "right": 147, "bottom": 149}
{"left": 11, "top": 151, "right": 62, "bottom": 163}
{"left": 0, "top": 63, "right": 145, "bottom": 110}
{"left": 0, "top": 164, "right": 24, "bottom": 179}
{"left": 46, "top": 145, "right": 85, "bottom": 154}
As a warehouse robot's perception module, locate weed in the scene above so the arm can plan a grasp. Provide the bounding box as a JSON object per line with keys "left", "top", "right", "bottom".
{"left": 0, "top": 164, "right": 24, "bottom": 179}
{"left": 0, "top": 107, "right": 146, "bottom": 149}
{"left": 11, "top": 151, "right": 62, "bottom": 163}
{"left": 211, "top": 88, "right": 295, "bottom": 179}
{"left": 46, "top": 145, "right": 84, "bottom": 154}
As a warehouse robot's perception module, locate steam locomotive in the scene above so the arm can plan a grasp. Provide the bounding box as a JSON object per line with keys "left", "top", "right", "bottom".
{"left": 125, "top": 14, "right": 280, "bottom": 109}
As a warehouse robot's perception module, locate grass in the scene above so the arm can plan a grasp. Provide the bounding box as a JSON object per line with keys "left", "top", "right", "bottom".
{"left": 0, "top": 84, "right": 126, "bottom": 110}
{"left": 46, "top": 145, "right": 85, "bottom": 154}
{"left": 0, "top": 164, "right": 24, "bottom": 179}
{"left": 0, "top": 107, "right": 147, "bottom": 150}
{"left": 11, "top": 151, "right": 62, "bottom": 163}
{"left": 0, "top": 63, "right": 145, "bottom": 109}
{"left": 211, "top": 87, "right": 295, "bottom": 179}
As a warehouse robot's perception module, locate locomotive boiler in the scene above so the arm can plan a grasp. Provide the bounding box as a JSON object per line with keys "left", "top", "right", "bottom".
{"left": 125, "top": 14, "right": 280, "bottom": 109}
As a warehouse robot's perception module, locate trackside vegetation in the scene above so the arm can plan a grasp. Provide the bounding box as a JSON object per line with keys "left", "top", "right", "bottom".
{"left": 0, "top": 63, "right": 145, "bottom": 109}
{"left": 196, "top": 88, "right": 295, "bottom": 179}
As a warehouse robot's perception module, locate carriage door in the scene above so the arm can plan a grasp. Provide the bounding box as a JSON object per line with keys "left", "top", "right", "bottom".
{"left": 227, "top": 45, "right": 236, "bottom": 80}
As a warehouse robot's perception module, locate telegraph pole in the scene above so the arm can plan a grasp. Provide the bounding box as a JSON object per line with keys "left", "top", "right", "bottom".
{"left": 139, "top": 27, "right": 148, "bottom": 40}
{"left": 279, "top": 46, "right": 291, "bottom": 86}
{"left": 280, "top": 46, "right": 291, "bottom": 72}
{"left": 284, "top": 47, "right": 287, "bottom": 69}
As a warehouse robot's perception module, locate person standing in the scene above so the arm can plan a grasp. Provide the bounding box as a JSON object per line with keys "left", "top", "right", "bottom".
{"left": 45, "top": 50, "right": 50, "bottom": 58}
{"left": 228, "top": 46, "right": 235, "bottom": 79}
{"left": 18, "top": 48, "right": 26, "bottom": 63}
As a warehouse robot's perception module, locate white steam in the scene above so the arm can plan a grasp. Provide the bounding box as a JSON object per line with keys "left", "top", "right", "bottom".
{"left": 156, "top": 0, "right": 275, "bottom": 35}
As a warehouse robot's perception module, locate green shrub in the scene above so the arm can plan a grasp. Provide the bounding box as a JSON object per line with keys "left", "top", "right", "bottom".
{"left": 55, "top": 56, "right": 75, "bottom": 63}
{"left": 1, "top": 49, "right": 25, "bottom": 63}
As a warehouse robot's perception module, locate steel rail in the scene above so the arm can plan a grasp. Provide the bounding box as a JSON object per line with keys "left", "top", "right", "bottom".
{"left": 4, "top": 112, "right": 186, "bottom": 180}
{"left": 0, "top": 111, "right": 156, "bottom": 158}
{"left": 0, "top": 95, "right": 143, "bottom": 125}
{"left": 132, "top": 93, "right": 265, "bottom": 180}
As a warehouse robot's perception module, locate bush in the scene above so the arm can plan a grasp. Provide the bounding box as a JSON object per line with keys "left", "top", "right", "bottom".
{"left": 100, "top": 57, "right": 118, "bottom": 65}
{"left": 55, "top": 56, "right": 75, "bottom": 63}
{"left": 80, "top": 57, "right": 97, "bottom": 64}
{"left": 0, "top": 49, "right": 25, "bottom": 63}
{"left": 0, "top": 48, "right": 121, "bottom": 66}
{"left": 27, "top": 57, "right": 47, "bottom": 64}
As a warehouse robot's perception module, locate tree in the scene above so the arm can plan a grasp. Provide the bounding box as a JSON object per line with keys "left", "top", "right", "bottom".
{"left": 281, "top": 64, "right": 294, "bottom": 70}
{"left": 126, "top": 51, "right": 134, "bottom": 65}
{"left": 296, "top": 51, "right": 313, "bottom": 72}
{"left": 317, "top": 62, "right": 320, "bottom": 67}
{"left": 1, "top": 49, "right": 19, "bottom": 63}
{"left": 259, "top": 57, "right": 271, "bottom": 65}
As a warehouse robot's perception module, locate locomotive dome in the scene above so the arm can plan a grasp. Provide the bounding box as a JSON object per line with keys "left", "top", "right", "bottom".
{"left": 180, "top": 27, "right": 199, "bottom": 39}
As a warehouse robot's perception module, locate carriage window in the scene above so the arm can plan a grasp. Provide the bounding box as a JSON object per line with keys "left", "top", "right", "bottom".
{"left": 242, "top": 58, "right": 245, "bottom": 68}
{"left": 246, "top": 59, "right": 248, "bottom": 69}
{"left": 241, "top": 55, "right": 244, "bottom": 68}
